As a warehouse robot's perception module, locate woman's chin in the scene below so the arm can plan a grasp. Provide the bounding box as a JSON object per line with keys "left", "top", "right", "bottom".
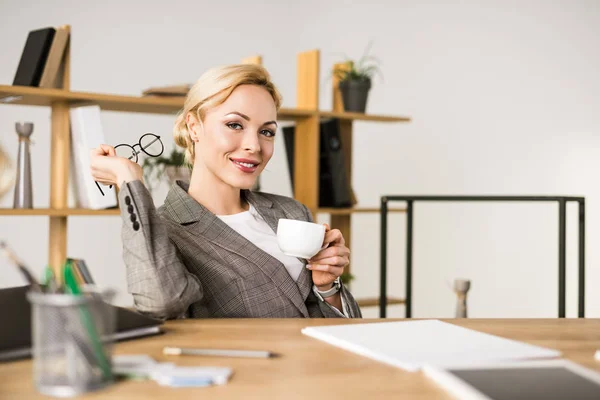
{"left": 226, "top": 176, "right": 259, "bottom": 190}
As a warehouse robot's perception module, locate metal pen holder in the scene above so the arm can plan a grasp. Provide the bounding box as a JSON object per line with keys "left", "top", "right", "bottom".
{"left": 27, "top": 289, "right": 116, "bottom": 397}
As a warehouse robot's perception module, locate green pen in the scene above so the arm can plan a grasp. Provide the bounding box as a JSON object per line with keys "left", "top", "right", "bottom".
{"left": 42, "top": 265, "right": 59, "bottom": 293}
{"left": 63, "top": 260, "right": 112, "bottom": 380}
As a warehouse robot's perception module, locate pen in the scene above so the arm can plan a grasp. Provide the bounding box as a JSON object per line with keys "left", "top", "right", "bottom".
{"left": 163, "top": 346, "right": 277, "bottom": 359}
{"left": 0, "top": 241, "right": 42, "bottom": 292}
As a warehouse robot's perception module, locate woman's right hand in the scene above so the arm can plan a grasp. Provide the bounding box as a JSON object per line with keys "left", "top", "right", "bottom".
{"left": 90, "top": 145, "right": 143, "bottom": 189}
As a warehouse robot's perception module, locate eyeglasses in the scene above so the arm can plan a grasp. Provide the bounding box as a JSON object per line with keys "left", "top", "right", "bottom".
{"left": 95, "top": 133, "right": 164, "bottom": 196}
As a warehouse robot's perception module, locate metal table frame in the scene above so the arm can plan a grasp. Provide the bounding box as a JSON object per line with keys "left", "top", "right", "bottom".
{"left": 379, "top": 196, "right": 586, "bottom": 318}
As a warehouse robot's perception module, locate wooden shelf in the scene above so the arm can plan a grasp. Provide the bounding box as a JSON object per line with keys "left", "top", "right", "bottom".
{"left": 319, "top": 110, "right": 411, "bottom": 122}
{"left": 314, "top": 207, "right": 406, "bottom": 215}
{"left": 0, "top": 85, "right": 313, "bottom": 120}
{"left": 0, "top": 85, "right": 410, "bottom": 123}
{"left": 356, "top": 297, "right": 405, "bottom": 307}
{"left": 0, "top": 207, "right": 407, "bottom": 217}
{"left": 0, "top": 208, "right": 120, "bottom": 216}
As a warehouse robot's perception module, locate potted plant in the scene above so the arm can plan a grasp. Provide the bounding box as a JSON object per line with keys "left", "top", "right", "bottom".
{"left": 334, "top": 41, "right": 383, "bottom": 113}
{"left": 341, "top": 271, "right": 355, "bottom": 286}
{"left": 142, "top": 147, "right": 191, "bottom": 193}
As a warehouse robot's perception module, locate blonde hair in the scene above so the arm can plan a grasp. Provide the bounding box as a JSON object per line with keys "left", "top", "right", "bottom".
{"left": 173, "top": 64, "right": 283, "bottom": 165}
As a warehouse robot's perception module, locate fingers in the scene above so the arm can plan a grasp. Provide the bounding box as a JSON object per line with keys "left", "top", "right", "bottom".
{"left": 89, "top": 169, "right": 117, "bottom": 186}
{"left": 324, "top": 228, "right": 345, "bottom": 246}
{"left": 91, "top": 144, "right": 116, "bottom": 157}
{"left": 310, "top": 245, "right": 349, "bottom": 262}
{"left": 309, "top": 256, "right": 348, "bottom": 268}
{"left": 306, "top": 263, "right": 344, "bottom": 276}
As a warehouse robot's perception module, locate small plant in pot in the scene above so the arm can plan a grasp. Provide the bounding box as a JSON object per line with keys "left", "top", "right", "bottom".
{"left": 142, "top": 147, "right": 191, "bottom": 193}
{"left": 334, "top": 41, "right": 383, "bottom": 113}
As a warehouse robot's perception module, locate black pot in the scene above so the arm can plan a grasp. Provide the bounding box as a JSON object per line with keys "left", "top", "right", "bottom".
{"left": 339, "top": 78, "right": 371, "bottom": 113}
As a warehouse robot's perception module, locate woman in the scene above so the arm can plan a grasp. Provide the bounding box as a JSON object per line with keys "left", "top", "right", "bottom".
{"left": 90, "top": 64, "right": 362, "bottom": 320}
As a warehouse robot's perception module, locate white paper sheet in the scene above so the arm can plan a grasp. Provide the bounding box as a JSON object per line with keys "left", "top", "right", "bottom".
{"left": 301, "top": 320, "right": 561, "bottom": 372}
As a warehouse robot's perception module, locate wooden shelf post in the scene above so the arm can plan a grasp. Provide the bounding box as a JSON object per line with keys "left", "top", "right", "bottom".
{"left": 48, "top": 25, "right": 71, "bottom": 278}
{"left": 293, "top": 50, "right": 320, "bottom": 210}
{"left": 240, "top": 55, "right": 262, "bottom": 65}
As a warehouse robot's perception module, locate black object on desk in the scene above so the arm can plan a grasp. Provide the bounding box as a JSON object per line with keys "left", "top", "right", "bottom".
{"left": 0, "top": 285, "right": 164, "bottom": 362}
{"left": 379, "top": 195, "right": 586, "bottom": 318}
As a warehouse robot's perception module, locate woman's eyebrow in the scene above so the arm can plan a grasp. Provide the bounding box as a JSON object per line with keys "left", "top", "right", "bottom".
{"left": 225, "top": 111, "right": 277, "bottom": 127}
{"left": 225, "top": 111, "right": 250, "bottom": 121}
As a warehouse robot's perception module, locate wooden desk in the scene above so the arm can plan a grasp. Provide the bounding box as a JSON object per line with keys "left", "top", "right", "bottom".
{"left": 2, "top": 319, "right": 600, "bottom": 399}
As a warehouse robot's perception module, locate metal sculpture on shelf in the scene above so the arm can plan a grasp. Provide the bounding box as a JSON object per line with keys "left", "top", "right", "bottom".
{"left": 454, "top": 279, "right": 471, "bottom": 318}
{"left": 13, "top": 122, "right": 34, "bottom": 208}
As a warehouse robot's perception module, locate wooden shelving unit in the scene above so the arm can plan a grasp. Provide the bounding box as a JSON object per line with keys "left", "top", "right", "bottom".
{"left": 0, "top": 208, "right": 121, "bottom": 216}
{"left": 313, "top": 207, "right": 406, "bottom": 215}
{"left": 356, "top": 297, "right": 405, "bottom": 308}
{"left": 0, "top": 207, "right": 407, "bottom": 217}
{"left": 0, "top": 32, "right": 411, "bottom": 307}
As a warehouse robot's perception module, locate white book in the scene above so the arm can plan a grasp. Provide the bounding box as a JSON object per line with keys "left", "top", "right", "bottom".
{"left": 69, "top": 105, "right": 117, "bottom": 209}
{"left": 301, "top": 320, "right": 561, "bottom": 372}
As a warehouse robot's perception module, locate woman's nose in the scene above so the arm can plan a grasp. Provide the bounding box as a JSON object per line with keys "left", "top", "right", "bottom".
{"left": 241, "top": 131, "right": 260, "bottom": 153}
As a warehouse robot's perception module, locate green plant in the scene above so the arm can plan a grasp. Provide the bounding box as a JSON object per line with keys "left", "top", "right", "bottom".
{"left": 333, "top": 41, "right": 383, "bottom": 83}
{"left": 142, "top": 147, "right": 188, "bottom": 190}
{"left": 341, "top": 271, "right": 355, "bottom": 285}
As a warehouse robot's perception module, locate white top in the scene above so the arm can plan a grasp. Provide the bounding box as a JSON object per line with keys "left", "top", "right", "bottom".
{"left": 216, "top": 204, "right": 349, "bottom": 318}
{"left": 217, "top": 204, "right": 305, "bottom": 281}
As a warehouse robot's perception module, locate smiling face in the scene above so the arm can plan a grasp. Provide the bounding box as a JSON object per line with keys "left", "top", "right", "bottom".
{"left": 187, "top": 84, "right": 278, "bottom": 190}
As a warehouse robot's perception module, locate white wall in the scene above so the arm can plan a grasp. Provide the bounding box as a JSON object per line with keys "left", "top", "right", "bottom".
{"left": 0, "top": 0, "right": 598, "bottom": 318}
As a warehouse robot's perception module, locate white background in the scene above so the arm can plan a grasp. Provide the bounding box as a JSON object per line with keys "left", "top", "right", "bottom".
{"left": 0, "top": 0, "right": 598, "bottom": 318}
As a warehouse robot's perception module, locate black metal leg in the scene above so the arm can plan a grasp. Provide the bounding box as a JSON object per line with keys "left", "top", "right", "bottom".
{"left": 380, "top": 197, "right": 388, "bottom": 318}
{"left": 558, "top": 200, "right": 566, "bottom": 318}
{"left": 406, "top": 201, "right": 413, "bottom": 318}
{"left": 579, "top": 200, "right": 585, "bottom": 318}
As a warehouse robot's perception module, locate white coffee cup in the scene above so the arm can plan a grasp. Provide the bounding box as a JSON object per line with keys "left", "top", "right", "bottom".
{"left": 277, "top": 219, "right": 326, "bottom": 259}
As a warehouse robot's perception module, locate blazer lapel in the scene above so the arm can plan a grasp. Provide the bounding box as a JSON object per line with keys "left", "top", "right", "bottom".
{"left": 163, "top": 182, "right": 310, "bottom": 317}
{"left": 247, "top": 192, "right": 313, "bottom": 304}
{"left": 244, "top": 191, "right": 312, "bottom": 315}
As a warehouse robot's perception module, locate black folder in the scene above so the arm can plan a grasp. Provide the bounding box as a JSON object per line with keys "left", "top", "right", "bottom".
{"left": 12, "top": 27, "right": 56, "bottom": 86}
{"left": 283, "top": 118, "right": 353, "bottom": 207}
{"left": 0, "top": 285, "right": 163, "bottom": 362}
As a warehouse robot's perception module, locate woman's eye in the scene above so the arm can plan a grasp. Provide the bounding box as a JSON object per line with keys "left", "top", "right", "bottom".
{"left": 261, "top": 129, "right": 275, "bottom": 137}
{"left": 226, "top": 122, "right": 243, "bottom": 130}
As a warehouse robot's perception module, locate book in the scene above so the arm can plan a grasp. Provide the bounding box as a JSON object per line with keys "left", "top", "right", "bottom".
{"left": 301, "top": 320, "right": 561, "bottom": 372}
{"left": 69, "top": 105, "right": 118, "bottom": 209}
{"left": 38, "top": 25, "right": 70, "bottom": 88}
{"left": 12, "top": 27, "right": 56, "bottom": 86}
{"left": 67, "top": 258, "right": 95, "bottom": 285}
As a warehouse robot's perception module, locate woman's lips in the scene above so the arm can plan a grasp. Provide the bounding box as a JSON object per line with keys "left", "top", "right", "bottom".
{"left": 230, "top": 158, "right": 259, "bottom": 173}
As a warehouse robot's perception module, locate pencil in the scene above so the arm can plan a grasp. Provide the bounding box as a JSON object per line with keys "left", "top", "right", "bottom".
{"left": 163, "top": 346, "right": 276, "bottom": 359}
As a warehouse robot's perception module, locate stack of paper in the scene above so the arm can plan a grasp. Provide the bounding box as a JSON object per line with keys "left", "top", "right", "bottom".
{"left": 301, "top": 319, "right": 561, "bottom": 372}
{"left": 112, "top": 355, "right": 233, "bottom": 387}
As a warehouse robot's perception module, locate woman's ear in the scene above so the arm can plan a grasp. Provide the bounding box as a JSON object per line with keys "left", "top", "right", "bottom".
{"left": 186, "top": 113, "right": 203, "bottom": 143}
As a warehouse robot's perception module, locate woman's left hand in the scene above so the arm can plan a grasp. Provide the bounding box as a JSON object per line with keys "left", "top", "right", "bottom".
{"left": 307, "top": 224, "right": 350, "bottom": 290}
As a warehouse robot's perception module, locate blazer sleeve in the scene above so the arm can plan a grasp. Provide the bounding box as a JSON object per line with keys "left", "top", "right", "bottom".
{"left": 118, "top": 180, "right": 203, "bottom": 320}
{"left": 302, "top": 204, "right": 363, "bottom": 318}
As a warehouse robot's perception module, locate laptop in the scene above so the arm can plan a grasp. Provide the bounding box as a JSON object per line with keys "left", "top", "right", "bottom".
{"left": 0, "top": 285, "right": 164, "bottom": 362}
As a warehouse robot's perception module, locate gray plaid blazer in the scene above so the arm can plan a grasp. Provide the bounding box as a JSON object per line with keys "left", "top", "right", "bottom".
{"left": 118, "top": 180, "right": 362, "bottom": 320}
